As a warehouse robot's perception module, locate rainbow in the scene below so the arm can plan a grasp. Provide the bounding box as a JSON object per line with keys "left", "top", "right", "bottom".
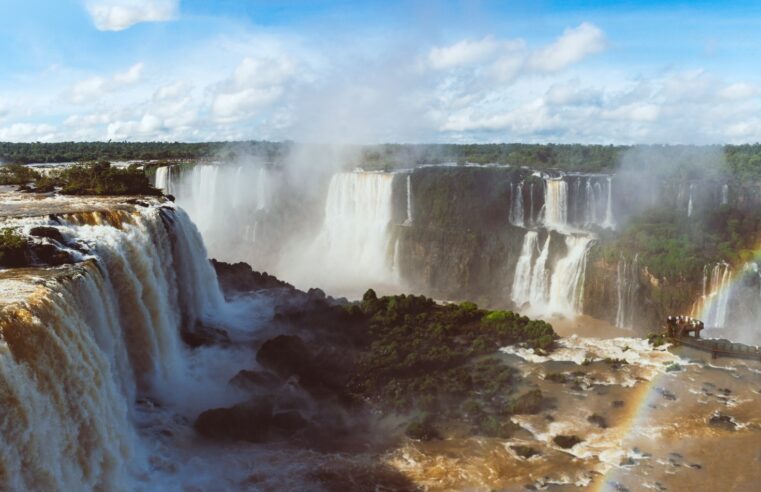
{"left": 591, "top": 368, "right": 670, "bottom": 492}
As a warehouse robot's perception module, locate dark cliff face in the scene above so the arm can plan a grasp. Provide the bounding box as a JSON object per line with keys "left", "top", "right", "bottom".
{"left": 390, "top": 167, "right": 569, "bottom": 309}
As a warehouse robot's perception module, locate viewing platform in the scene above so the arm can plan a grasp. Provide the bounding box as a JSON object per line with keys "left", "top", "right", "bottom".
{"left": 664, "top": 315, "right": 761, "bottom": 362}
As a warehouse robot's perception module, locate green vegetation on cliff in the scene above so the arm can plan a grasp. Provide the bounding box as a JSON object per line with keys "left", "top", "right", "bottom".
{"left": 55, "top": 161, "right": 162, "bottom": 196}
{"left": 5, "top": 142, "right": 761, "bottom": 179}
{"left": 3, "top": 161, "right": 161, "bottom": 196}
{"left": 346, "top": 290, "right": 555, "bottom": 437}
{"left": 0, "top": 228, "right": 27, "bottom": 267}
{"left": 0, "top": 164, "right": 41, "bottom": 185}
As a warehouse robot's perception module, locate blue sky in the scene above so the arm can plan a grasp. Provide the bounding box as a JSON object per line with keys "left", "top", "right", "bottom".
{"left": 2, "top": 0, "right": 761, "bottom": 143}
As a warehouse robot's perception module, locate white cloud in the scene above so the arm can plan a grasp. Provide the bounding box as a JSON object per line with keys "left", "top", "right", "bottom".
{"left": 210, "top": 57, "right": 296, "bottom": 122}
{"left": 85, "top": 0, "right": 179, "bottom": 32}
{"left": 528, "top": 22, "right": 607, "bottom": 72}
{"left": 426, "top": 23, "right": 605, "bottom": 85}
{"left": 428, "top": 37, "right": 502, "bottom": 70}
{"left": 719, "top": 82, "right": 761, "bottom": 101}
{"left": 0, "top": 123, "right": 57, "bottom": 141}
{"left": 66, "top": 62, "right": 144, "bottom": 103}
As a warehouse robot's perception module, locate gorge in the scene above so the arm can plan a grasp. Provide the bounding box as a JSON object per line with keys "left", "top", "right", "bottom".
{"left": 156, "top": 160, "right": 761, "bottom": 343}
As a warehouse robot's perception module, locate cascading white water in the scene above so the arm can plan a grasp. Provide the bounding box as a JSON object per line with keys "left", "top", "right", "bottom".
{"left": 403, "top": 173, "right": 414, "bottom": 226}
{"left": 510, "top": 182, "right": 525, "bottom": 227}
{"left": 721, "top": 184, "right": 729, "bottom": 206}
{"left": 154, "top": 166, "right": 173, "bottom": 193}
{"left": 511, "top": 231, "right": 538, "bottom": 306}
{"left": 602, "top": 176, "right": 615, "bottom": 229}
{"left": 693, "top": 262, "right": 733, "bottom": 327}
{"left": 547, "top": 234, "right": 593, "bottom": 317}
{"left": 584, "top": 179, "right": 596, "bottom": 225}
{"left": 529, "top": 183, "right": 535, "bottom": 226}
{"left": 544, "top": 178, "right": 568, "bottom": 228}
{"left": 615, "top": 254, "right": 639, "bottom": 329}
{"left": 171, "top": 164, "right": 274, "bottom": 266}
{"left": 0, "top": 205, "right": 228, "bottom": 491}
{"left": 510, "top": 231, "right": 593, "bottom": 318}
{"left": 687, "top": 184, "right": 694, "bottom": 218}
{"left": 282, "top": 171, "right": 398, "bottom": 295}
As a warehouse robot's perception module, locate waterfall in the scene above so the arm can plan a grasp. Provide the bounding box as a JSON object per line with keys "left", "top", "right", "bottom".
{"left": 511, "top": 231, "right": 538, "bottom": 306}
{"left": 693, "top": 262, "right": 733, "bottom": 327}
{"left": 602, "top": 176, "right": 615, "bottom": 229}
{"left": 0, "top": 205, "right": 226, "bottom": 491}
{"left": 721, "top": 184, "right": 729, "bottom": 205}
{"left": 154, "top": 166, "right": 173, "bottom": 193}
{"left": 687, "top": 184, "right": 694, "bottom": 218}
{"left": 615, "top": 254, "right": 639, "bottom": 329}
{"left": 529, "top": 235, "right": 552, "bottom": 308}
{"left": 170, "top": 164, "right": 274, "bottom": 264}
{"left": 510, "top": 181, "right": 525, "bottom": 227}
{"left": 529, "top": 182, "right": 535, "bottom": 226}
{"left": 547, "top": 235, "right": 593, "bottom": 317}
{"left": 544, "top": 178, "right": 568, "bottom": 228}
{"left": 403, "top": 173, "right": 414, "bottom": 226}
{"left": 283, "top": 171, "right": 398, "bottom": 295}
{"left": 584, "top": 179, "right": 596, "bottom": 225}
{"left": 510, "top": 231, "right": 593, "bottom": 318}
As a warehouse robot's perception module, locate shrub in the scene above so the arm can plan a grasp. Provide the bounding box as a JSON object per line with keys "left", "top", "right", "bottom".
{"left": 0, "top": 228, "right": 28, "bottom": 267}
{"left": 0, "top": 164, "right": 40, "bottom": 185}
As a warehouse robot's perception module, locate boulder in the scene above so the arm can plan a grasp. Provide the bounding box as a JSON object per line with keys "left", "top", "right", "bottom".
{"left": 211, "top": 259, "right": 294, "bottom": 294}
{"left": 31, "top": 243, "right": 72, "bottom": 266}
{"left": 256, "top": 335, "right": 312, "bottom": 378}
{"left": 553, "top": 434, "right": 582, "bottom": 449}
{"left": 229, "top": 369, "right": 281, "bottom": 391}
{"left": 181, "top": 323, "right": 231, "bottom": 348}
{"left": 29, "top": 226, "right": 65, "bottom": 244}
{"left": 194, "top": 400, "right": 274, "bottom": 442}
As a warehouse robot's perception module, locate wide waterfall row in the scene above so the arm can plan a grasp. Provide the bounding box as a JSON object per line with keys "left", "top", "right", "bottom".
{"left": 0, "top": 205, "right": 225, "bottom": 491}
{"left": 508, "top": 175, "right": 615, "bottom": 231}
{"left": 511, "top": 231, "right": 593, "bottom": 318}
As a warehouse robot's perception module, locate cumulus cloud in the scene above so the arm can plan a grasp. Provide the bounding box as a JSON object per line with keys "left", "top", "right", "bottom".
{"left": 528, "top": 22, "right": 606, "bottom": 72}
{"left": 428, "top": 37, "right": 502, "bottom": 70}
{"left": 66, "top": 62, "right": 144, "bottom": 103}
{"left": 0, "top": 123, "right": 57, "bottom": 141}
{"left": 210, "top": 57, "right": 297, "bottom": 123}
{"left": 62, "top": 62, "right": 144, "bottom": 106}
{"left": 85, "top": 0, "right": 179, "bottom": 31}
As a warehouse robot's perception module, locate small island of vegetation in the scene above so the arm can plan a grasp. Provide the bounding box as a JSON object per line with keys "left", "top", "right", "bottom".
{"left": 0, "top": 161, "right": 161, "bottom": 196}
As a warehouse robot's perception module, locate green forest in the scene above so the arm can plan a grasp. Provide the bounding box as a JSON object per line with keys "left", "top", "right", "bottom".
{"left": 3, "top": 141, "right": 761, "bottom": 179}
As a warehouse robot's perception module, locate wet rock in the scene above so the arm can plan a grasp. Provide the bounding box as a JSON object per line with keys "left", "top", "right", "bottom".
{"left": 181, "top": 323, "right": 231, "bottom": 348}
{"left": 31, "top": 243, "right": 73, "bottom": 266}
{"left": 708, "top": 412, "right": 737, "bottom": 431}
{"left": 194, "top": 400, "right": 274, "bottom": 442}
{"left": 553, "top": 434, "right": 582, "bottom": 449}
{"left": 29, "top": 226, "right": 65, "bottom": 244}
{"left": 545, "top": 372, "right": 568, "bottom": 383}
{"left": 125, "top": 198, "right": 149, "bottom": 207}
{"left": 508, "top": 389, "right": 545, "bottom": 415}
{"left": 656, "top": 388, "right": 677, "bottom": 401}
{"left": 257, "top": 335, "right": 312, "bottom": 378}
{"left": 511, "top": 445, "right": 539, "bottom": 459}
{"left": 689, "top": 463, "right": 703, "bottom": 470}
{"left": 587, "top": 413, "right": 609, "bottom": 429}
{"left": 271, "top": 410, "right": 309, "bottom": 432}
{"left": 211, "top": 259, "right": 294, "bottom": 294}
{"left": 229, "top": 369, "right": 281, "bottom": 391}
{"left": 405, "top": 416, "right": 441, "bottom": 441}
